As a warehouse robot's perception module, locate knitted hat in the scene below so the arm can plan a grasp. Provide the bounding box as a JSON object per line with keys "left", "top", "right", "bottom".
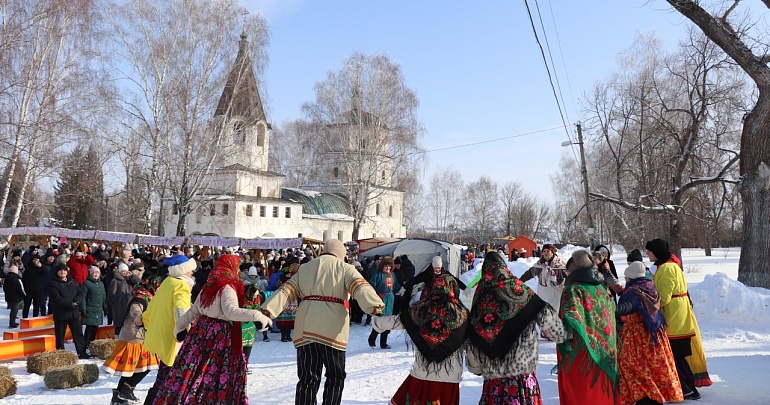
{"left": 323, "top": 239, "right": 347, "bottom": 259}
{"left": 542, "top": 244, "right": 557, "bottom": 253}
{"left": 248, "top": 266, "right": 258, "bottom": 276}
{"left": 626, "top": 249, "right": 644, "bottom": 263}
{"left": 165, "top": 254, "right": 196, "bottom": 277}
{"left": 118, "top": 263, "right": 129, "bottom": 272}
{"left": 432, "top": 256, "right": 443, "bottom": 268}
{"left": 394, "top": 256, "right": 402, "bottom": 265}
{"left": 353, "top": 261, "right": 362, "bottom": 269}
{"left": 624, "top": 261, "right": 647, "bottom": 279}
{"left": 644, "top": 239, "right": 670, "bottom": 260}
{"left": 56, "top": 262, "right": 69, "bottom": 272}
{"left": 89, "top": 266, "right": 101, "bottom": 276}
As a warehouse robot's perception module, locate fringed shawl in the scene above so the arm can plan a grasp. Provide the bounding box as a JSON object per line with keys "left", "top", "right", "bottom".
{"left": 198, "top": 254, "right": 245, "bottom": 357}
{"left": 401, "top": 273, "right": 468, "bottom": 369}
{"left": 469, "top": 251, "right": 545, "bottom": 360}
{"left": 619, "top": 277, "right": 666, "bottom": 342}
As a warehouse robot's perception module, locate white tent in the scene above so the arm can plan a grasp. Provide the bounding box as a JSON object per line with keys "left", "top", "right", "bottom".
{"left": 358, "top": 238, "right": 463, "bottom": 277}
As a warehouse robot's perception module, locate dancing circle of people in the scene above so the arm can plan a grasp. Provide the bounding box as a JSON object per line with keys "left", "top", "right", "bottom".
{"left": 13, "top": 238, "right": 709, "bottom": 404}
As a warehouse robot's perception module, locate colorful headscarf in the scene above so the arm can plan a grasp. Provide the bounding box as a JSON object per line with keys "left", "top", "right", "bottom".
{"left": 400, "top": 273, "right": 468, "bottom": 365}
{"left": 198, "top": 254, "right": 246, "bottom": 357}
{"left": 130, "top": 274, "right": 162, "bottom": 311}
{"left": 619, "top": 277, "right": 665, "bottom": 342}
{"left": 469, "top": 251, "right": 545, "bottom": 359}
{"left": 556, "top": 264, "right": 618, "bottom": 387}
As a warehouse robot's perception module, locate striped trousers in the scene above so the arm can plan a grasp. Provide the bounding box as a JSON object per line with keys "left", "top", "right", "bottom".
{"left": 296, "top": 342, "right": 347, "bottom": 405}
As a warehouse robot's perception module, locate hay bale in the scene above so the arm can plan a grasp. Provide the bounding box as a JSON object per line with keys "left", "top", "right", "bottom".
{"left": 88, "top": 339, "right": 116, "bottom": 360}
{"left": 26, "top": 350, "right": 78, "bottom": 375}
{"left": 43, "top": 363, "right": 99, "bottom": 389}
{"left": 0, "top": 366, "right": 15, "bottom": 399}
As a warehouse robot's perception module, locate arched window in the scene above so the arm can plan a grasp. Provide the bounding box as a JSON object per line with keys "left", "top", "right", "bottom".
{"left": 376, "top": 203, "right": 381, "bottom": 216}
{"left": 233, "top": 122, "right": 245, "bottom": 144}
{"left": 257, "top": 187, "right": 262, "bottom": 197}
{"left": 388, "top": 205, "right": 393, "bottom": 217}
{"left": 333, "top": 167, "right": 339, "bottom": 178}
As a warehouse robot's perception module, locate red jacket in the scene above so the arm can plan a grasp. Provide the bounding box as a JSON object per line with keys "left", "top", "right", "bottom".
{"left": 66, "top": 254, "right": 95, "bottom": 285}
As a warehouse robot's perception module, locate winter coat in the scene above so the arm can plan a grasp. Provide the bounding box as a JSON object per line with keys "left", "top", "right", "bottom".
{"left": 653, "top": 261, "right": 696, "bottom": 339}
{"left": 3, "top": 272, "right": 25, "bottom": 304}
{"left": 108, "top": 271, "right": 138, "bottom": 328}
{"left": 80, "top": 277, "right": 107, "bottom": 326}
{"left": 369, "top": 270, "right": 402, "bottom": 316}
{"left": 262, "top": 254, "right": 384, "bottom": 351}
{"left": 22, "top": 263, "right": 48, "bottom": 293}
{"left": 66, "top": 254, "right": 95, "bottom": 285}
{"left": 142, "top": 276, "right": 192, "bottom": 366}
{"left": 400, "top": 257, "right": 416, "bottom": 282}
{"left": 49, "top": 276, "right": 83, "bottom": 321}
{"left": 117, "top": 302, "right": 147, "bottom": 344}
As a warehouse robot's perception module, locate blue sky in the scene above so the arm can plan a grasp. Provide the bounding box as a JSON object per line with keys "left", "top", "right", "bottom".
{"left": 244, "top": 0, "right": 690, "bottom": 201}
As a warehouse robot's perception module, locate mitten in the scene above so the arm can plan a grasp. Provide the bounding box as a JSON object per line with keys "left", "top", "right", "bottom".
{"left": 176, "top": 329, "right": 187, "bottom": 342}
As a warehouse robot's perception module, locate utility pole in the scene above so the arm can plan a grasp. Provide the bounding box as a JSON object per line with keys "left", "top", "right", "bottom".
{"left": 576, "top": 123, "right": 595, "bottom": 250}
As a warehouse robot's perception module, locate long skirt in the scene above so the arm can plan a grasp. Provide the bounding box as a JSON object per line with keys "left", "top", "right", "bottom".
{"left": 557, "top": 350, "right": 620, "bottom": 405}
{"left": 152, "top": 315, "right": 248, "bottom": 405}
{"left": 102, "top": 340, "right": 160, "bottom": 377}
{"left": 618, "top": 313, "right": 683, "bottom": 404}
{"left": 391, "top": 374, "right": 459, "bottom": 405}
{"left": 479, "top": 372, "right": 542, "bottom": 405}
{"left": 687, "top": 310, "right": 712, "bottom": 387}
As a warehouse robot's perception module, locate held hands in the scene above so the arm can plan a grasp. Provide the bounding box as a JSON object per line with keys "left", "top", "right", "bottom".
{"left": 254, "top": 310, "right": 273, "bottom": 332}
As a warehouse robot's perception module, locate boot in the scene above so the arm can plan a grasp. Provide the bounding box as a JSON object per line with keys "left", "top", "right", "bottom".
{"left": 380, "top": 331, "right": 391, "bottom": 349}
{"left": 262, "top": 331, "right": 270, "bottom": 342}
{"left": 368, "top": 330, "right": 377, "bottom": 349}
{"left": 111, "top": 389, "right": 128, "bottom": 405}
{"left": 119, "top": 383, "right": 139, "bottom": 403}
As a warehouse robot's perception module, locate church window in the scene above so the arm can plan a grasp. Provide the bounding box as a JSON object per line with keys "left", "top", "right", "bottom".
{"left": 209, "top": 204, "right": 216, "bottom": 216}
{"left": 382, "top": 170, "right": 385, "bottom": 180}
{"left": 285, "top": 207, "right": 291, "bottom": 218}
{"left": 257, "top": 125, "right": 265, "bottom": 146}
{"left": 222, "top": 204, "right": 229, "bottom": 215}
{"left": 195, "top": 209, "right": 202, "bottom": 224}
{"left": 338, "top": 231, "right": 343, "bottom": 240}
{"left": 272, "top": 206, "right": 279, "bottom": 217}
{"left": 390, "top": 233, "right": 394, "bottom": 238}
{"left": 359, "top": 139, "right": 367, "bottom": 149}
{"left": 376, "top": 203, "right": 380, "bottom": 216}
{"left": 257, "top": 187, "right": 262, "bottom": 197}
{"left": 172, "top": 204, "right": 179, "bottom": 215}
{"left": 372, "top": 233, "right": 377, "bottom": 238}
{"left": 389, "top": 205, "right": 393, "bottom": 217}
{"left": 259, "top": 206, "right": 266, "bottom": 217}
{"left": 323, "top": 231, "right": 329, "bottom": 240}
{"left": 233, "top": 122, "right": 245, "bottom": 144}
{"left": 333, "top": 167, "right": 339, "bottom": 178}
{"left": 246, "top": 204, "right": 253, "bottom": 217}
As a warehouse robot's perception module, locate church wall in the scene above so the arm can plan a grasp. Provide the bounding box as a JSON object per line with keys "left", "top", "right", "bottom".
{"left": 237, "top": 175, "right": 282, "bottom": 198}
{"left": 231, "top": 200, "right": 304, "bottom": 239}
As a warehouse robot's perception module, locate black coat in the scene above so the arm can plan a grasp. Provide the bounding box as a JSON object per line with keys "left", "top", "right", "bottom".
{"left": 399, "top": 257, "right": 416, "bottom": 282}
{"left": 3, "top": 272, "right": 25, "bottom": 304}
{"left": 49, "top": 276, "right": 83, "bottom": 321}
{"left": 22, "top": 263, "right": 48, "bottom": 293}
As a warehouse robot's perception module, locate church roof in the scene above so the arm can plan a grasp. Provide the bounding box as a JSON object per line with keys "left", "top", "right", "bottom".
{"left": 214, "top": 32, "right": 267, "bottom": 125}
{"left": 281, "top": 188, "right": 351, "bottom": 216}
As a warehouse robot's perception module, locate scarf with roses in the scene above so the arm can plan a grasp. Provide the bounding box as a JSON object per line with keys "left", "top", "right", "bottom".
{"left": 469, "top": 251, "right": 545, "bottom": 360}
{"left": 400, "top": 273, "right": 468, "bottom": 371}
{"left": 554, "top": 265, "right": 618, "bottom": 387}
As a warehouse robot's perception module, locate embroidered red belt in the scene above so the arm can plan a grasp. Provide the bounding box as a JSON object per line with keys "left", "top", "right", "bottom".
{"left": 671, "top": 293, "right": 688, "bottom": 298}
{"left": 304, "top": 295, "right": 344, "bottom": 304}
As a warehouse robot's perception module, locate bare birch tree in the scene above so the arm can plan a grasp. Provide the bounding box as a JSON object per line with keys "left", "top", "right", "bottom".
{"left": 426, "top": 166, "right": 464, "bottom": 242}
{"left": 463, "top": 176, "right": 500, "bottom": 245}
{"left": 302, "top": 52, "right": 425, "bottom": 240}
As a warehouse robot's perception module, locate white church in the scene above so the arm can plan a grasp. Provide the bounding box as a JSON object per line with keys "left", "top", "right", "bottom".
{"left": 163, "top": 33, "right": 406, "bottom": 241}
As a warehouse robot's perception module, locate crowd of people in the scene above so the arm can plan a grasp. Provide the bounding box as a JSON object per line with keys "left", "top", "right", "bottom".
{"left": 0, "top": 238, "right": 712, "bottom": 405}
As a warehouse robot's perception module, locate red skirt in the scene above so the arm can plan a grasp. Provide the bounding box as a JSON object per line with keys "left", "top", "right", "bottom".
{"left": 557, "top": 350, "right": 620, "bottom": 405}
{"left": 391, "top": 374, "right": 459, "bottom": 405}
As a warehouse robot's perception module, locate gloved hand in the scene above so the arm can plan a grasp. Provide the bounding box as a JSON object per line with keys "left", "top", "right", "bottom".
{"left": 176, "top": 329, "right": 187, "bottom": 342}
{"left": 71, "top": 302, "right": 79, "bottom": 310}
{"left": 254, "top": 310, "right": 272, "bottom": 332}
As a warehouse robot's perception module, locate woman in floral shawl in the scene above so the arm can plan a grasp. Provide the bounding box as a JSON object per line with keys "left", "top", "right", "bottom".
{"left": 616, "top": 261, "right": 682, "bottom": 405}
{"left": 373, "top": 273, "right": 468, "bottom": 405}
{"left": 556, "top": 250, "right": 620, "bottom": 405}
{"left": 152, "top": 254, "right": 272, "bottom": 405}
{"left": 466, "top": 251, "right": 565, "bottom": 405}
{"left": 103, "top": 273, "right": 163, "bottom": 405}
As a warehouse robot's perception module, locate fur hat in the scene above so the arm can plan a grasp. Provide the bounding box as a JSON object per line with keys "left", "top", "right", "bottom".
{"left": 248, "top": 266, "right": 258, "bottom": 276}
{"left": 627, "top": 249, "right": 644, "bottom": 263}
{"left": 165, "top": 254, "right": 196, "bottom": 277}
{"left": 432, "top": 256, "right": 443, "bottom": 268}
{"left": 323, "top": 239, "right": 347, "bottom": 259}
{"left": 624, "top": 261, "right": 647, "bottom": 279}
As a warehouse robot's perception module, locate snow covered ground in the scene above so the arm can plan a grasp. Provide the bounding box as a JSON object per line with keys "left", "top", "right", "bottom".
{"left": 0, "top": 247, "right": 768, "bottom": 404}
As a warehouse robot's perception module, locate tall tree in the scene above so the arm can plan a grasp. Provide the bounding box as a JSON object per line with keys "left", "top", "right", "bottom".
{"left": 302, "top": 52, "right": 425, "bottom": 240}
{"left": 54, "top": 145, "right": 104, "bottom": 229}
{"left": 103, "top": 0, "right": 269, "bottom": 235}
{"left": 427, "top": 167, "right": 464, "bottom": 242}
{"left": 463, "top": 176, "right": 500, "bottom": 245}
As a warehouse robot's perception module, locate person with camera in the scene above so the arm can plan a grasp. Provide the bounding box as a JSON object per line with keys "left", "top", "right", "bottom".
{"left": 49, "top": 262, "right": 90, "bottom": 359}
{"left": 67, "top": 248, "right": 95, "bottom": 286}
